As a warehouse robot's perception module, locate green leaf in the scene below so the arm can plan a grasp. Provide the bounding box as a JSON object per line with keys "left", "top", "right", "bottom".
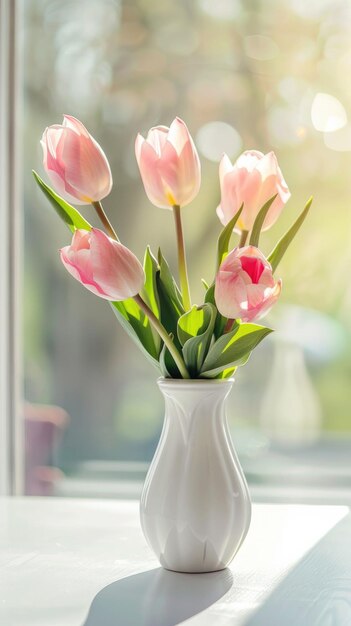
{"left": 156, "top": 249, "right": 185, "bottom": 342}
{"left": 217, "top": 367, "right": 237, "bottom": 380}
{"left": 159, "top": 334, "right": 181, "bottom": 378}
{"left": 159, "top": 345, "right": 171, "bottom": 377}
{"left": 216, "top": 203, "right": 243, "bottom": 269}
{"left": 181, "top": 304, "right": 216, "bottom": 376}
{"left": 158, "top": 248, "right": 183, "bottom": 306}
{"left": 204, "top": 283, "right": 215, "bottom": 305}
{"left": 112, "top": 299, "right": 161, "bottom": 365}
{"left": 249, "top": 194, "right": 277, "bottom": 247}
{"left": 33, "top": 170, "right": 91, "bottom": 232}
{"left": 140, "top": 246, "right": 161, "bottom": 354}
{"left": 200, "top": 322, "right": 272, "bottom": 378}
{"left": 268, "top": 197, "right": 313, "bottom": 272}
{"left": 177, "top": 305, "right": 209, "bottom": 346}
{"left": 201, "top": 278, "right": 209, "bottom": 290}
{"left": 204, "top": 283, "right": 227, "bottom": 338}
{"left": 142, "top": 246, "right": 160, "bottom": 317}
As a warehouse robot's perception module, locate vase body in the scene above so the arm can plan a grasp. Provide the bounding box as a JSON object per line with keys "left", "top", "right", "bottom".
{"left": 140, "top": 378, "right": 251, "bottom": 573}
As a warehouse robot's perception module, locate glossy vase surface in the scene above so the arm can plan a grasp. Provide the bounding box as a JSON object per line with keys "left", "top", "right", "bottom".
{"left": 140, "top": 378, "right": 251, "bottom": 573}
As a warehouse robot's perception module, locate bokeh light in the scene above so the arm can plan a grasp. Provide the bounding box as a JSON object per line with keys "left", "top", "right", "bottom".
{"left": 196, "top": 121, "right": 242, "bottom": 161}
{"left": 311, "top": 93, "right": 347, "bottom": 132}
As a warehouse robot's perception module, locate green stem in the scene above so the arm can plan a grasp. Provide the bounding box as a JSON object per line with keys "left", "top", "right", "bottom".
{"left": 92, "top": 201, "right": 119, "bottom": 241}
{"left": 239, "top": 229, "right": 249, "bottom": 248}
{"left": 172, "top": 205, "right": 191, "bottom": 311}
{"left": 134, "top": 294, "right": 190, "bottom": 379}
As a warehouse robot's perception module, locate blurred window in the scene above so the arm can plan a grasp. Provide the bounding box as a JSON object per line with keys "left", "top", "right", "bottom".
{"left": 22, "top": 0, "right": 351, "bottom": 500}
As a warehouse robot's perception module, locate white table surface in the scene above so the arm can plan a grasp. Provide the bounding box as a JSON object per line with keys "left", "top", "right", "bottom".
{"left": 0, "top": 498, "right": 350, "bottom": 626}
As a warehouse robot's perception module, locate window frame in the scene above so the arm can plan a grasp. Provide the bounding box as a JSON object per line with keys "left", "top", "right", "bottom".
{"left": 0, "top": 0, "right": 22, "bottom": 495}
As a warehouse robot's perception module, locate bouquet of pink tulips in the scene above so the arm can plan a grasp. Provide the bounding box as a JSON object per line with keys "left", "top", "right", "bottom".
{"left": 34, "top": 116, "right": 312, "bottom": 380}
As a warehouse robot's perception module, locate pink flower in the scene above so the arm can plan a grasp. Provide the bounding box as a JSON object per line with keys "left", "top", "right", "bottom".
{"left": 135, "top": 117, "right": 201, "bottom": 209}
{"left": 60, "top": 228, "right": 144, "bottom": 301}
{"left": 41, "top": 115, "right": 112, "bottom": 205}
{"left": 215, "top": 246, "right": 282, "bottom": 322}
{"left": 217, "top": 150, "right": 290, "bottom": 232}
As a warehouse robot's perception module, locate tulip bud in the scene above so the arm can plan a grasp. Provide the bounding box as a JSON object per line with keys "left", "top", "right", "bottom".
{"left": 60, "top": 228, "right": 144, "bottom": 301}
{"left": 135, "top": 117, "right": 201, "bottom": 209}
{"left": 41, "top": 115, "right": 112, "bottom": 205}
{"left": 215, "top": 245, "right": 281, "bottom": 322}
{"left": 217, "top": 151, "right": 290, "bottom": 232}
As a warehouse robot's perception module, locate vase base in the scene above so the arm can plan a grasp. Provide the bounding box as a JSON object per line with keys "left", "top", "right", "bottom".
{"left": 162, "top": 565, "right": 228, "bottom": 574}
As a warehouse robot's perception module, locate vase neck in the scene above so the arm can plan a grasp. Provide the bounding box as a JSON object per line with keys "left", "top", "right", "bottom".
{"left": 158, "top": 378, "right": 234, "bottom": 425}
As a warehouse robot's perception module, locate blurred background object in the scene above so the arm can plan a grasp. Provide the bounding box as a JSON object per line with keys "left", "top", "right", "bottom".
{"left": 260, "top": 340, "right": 322, "bottom": 445}
{"left": 24, "top": 403, "right": 68, "bottom": 495}
{"left": 260, "top": 306, "right": 345, "bottom": 445}
{"left": 22, "top": 0, "right": 351, "bottom": 498}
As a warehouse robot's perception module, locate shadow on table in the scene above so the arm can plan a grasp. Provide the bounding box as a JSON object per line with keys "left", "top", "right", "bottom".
{"left": 83, "top": 566, "right": 233, "bottom": 626}
{"left": 245, "top": 511, "right": 351, "bottom": 626}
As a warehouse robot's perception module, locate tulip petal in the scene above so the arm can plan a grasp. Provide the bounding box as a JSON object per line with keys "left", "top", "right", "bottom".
{"left": 41, "top": 116, "right": 112, "bottom": 205}
{"left": 215, "top": 246, "right": 281, "bottom": 321}
{"left": 236, "top": 150, "right": 263, "bottom": 172}
{"left": 255, "top": 151, "right": 278, "bottom": 180}
{"left": 63, "top": 114, "right": 91, "bottom": 138}
{"left": 70, "top": 229, "right": 91, "bottom": 251}
{"left": 240, "top": 256, "right": 265, "bottom": 283}
{"left": 44, "top": 126, "right": 65, "bottom": 158}
{"left": 135, "top": 118, "right": 201, "bottom": 209}
{"left": 219, "top": 153, "right": 234, "bottom": 179}
{"left": 217, "top": 149, "right": 290, "bottom": 232}
{"left": 176, "top": 139, "right": 201, "bottom": 206}
{"left": 215, "top": 270, "right": 248, "bottom": 319}
{"left": 60, "top": 228, "right": 144, "bottom": 302}
{"left": 60, "top": 131, "right": 112, "bottom": 202}
{"left": 135, "top": 133, "right": 145, "bottom": 163}
{"left": 90, "top": 228, "right": 144, "bottom": 300}
{"left": 136, "top": 140, "right": 170, "bottom": 208}
{"left": 259, "top": 266, "right": 276, "bottom": 287}
{"left": 246, "top": 283, "right": 266, "bottom": 307}
{"left": 146, "top": 126, "right": 169, "bottom": 156}
{"left": 60, "top": 246, "right": 108, "bottom": 298}
{"left": 45, "top": 168, "right": 87, "bottom": 206}
{"left": 167, "top": 117, "right": 191, "bottom": 156}
{"left": 158, "top": 141, "right": 180, "bottom": 204}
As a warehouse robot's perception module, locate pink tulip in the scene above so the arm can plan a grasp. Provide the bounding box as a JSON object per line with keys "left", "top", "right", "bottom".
{"left": 41, "top": 115, "right": 112, "bottom": 205}
{"left": 135, "top": 117, "right": 201, "bottom": 209}
{"left": 217, "top": 150, "right": 290, "bottom": 232}
{"left": 60, "top": 228, "right": 144, "bottom": 301}
{"left": 215, "top": 246, "right": 282, "bottom": 322}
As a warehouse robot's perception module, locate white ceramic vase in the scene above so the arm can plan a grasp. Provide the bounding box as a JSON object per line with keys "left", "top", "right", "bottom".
{"left": 140, "top": 378, "right": 251, "bottom": 573}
